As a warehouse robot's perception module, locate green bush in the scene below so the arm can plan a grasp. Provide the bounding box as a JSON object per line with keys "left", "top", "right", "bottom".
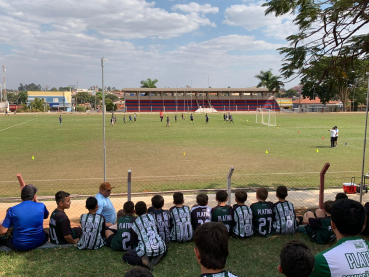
{"left": 76, "top": 106, "right": 86, "bottom": 112}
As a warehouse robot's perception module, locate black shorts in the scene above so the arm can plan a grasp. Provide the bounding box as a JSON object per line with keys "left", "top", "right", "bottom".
{"left": 334, "top": 137, "right": 338, "bottom": 142}
{"left": 105, "top": 234, "right": 116, "bottom": 247}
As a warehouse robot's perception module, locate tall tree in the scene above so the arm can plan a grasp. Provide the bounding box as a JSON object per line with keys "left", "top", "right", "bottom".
{"left": 263, "top": 0, "right": 369, "bottom": 88}
{"left": 140, "top": 78, "right": 158, "bottom": 88}
{"left": 255, "top": 69, "right": 284, "bottom": 92}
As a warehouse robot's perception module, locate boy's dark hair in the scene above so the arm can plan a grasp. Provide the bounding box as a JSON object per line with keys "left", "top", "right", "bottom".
{"left": 124, "top": 267, "right": 154, "bottom": 277}
{"left": 216, "top": 190, "right": 228, "bottom": 203}
{"left": 335, "top": 193, "right": 348, "bottom": 200}
{"left": 196, "top": 194, "right": 208, "bottom": 206}
{"left": 193, "top": 222, "right": 229, "bottom": 270}
{"left": 55, "top": 191, "right": 70, "bottom": 205}
{"left": 235, "top": 190, "right": 247, "bottom": 203}
{"left": 86, "top": 197, "right": 97, "bottom": 210}
{"left": 256, "top": 187, "right": 268, "bottom": 201}
{"left": 331, "top": 199, "right": 365, "bottom": 236}
{"left": 117, "top": 209, "right": 125, "bottom": 219}
{"left": 323, "top": 200, "right": 334, "bottom": 213}
{"left": 151, "top": 195, "right": 164, "bottom": 209}
{"left": 280, "top": 241, "right": 315, "bottom": 277}
{"left": 135, "top": 201, "right": 147, "bottom": 216}
{"left": 276, "top": 186, "right": 288, "bottom": 199}
{"left": 173, "top": 192, "right": 184, "bottom": 205}
{"left": 124, "top": 201, "right": 135, "bottom": 214}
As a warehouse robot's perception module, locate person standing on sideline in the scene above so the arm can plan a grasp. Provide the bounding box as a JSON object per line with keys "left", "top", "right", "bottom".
{"left": 329, "top": 127, "right": 336, "bottom": 148}
{"left": 335, "top": 126, "right": 338, "bottom": 147}
{"left": 59, "top": 115, "right": 62, "bottom": 124}
{"left": 0, "top": 185, "right": 49, "bottom": 250}
{"left": 95, "top": 182, "right": 116, "bottom": 226}
{"left": 160, "top": 110, "right": 163, "bottom": 122}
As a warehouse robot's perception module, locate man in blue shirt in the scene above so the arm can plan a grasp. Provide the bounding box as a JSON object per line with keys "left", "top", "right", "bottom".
{"left": 0, "top": 184, "right": 49, "bottom": 250}
{"left": 95, "top": 182, "right": 116, "bottom": 226}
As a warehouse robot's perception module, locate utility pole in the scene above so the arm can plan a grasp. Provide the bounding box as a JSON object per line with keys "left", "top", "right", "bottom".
{"left": 2, "top": 65, "right": 6, "bottom": 101}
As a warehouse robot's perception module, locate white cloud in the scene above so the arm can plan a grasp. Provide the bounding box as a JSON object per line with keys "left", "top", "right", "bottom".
{"left": 0, "top": 0, "right": 216, "bottom": 40}
{"left": 172, "top": 3, "right": 219, "bottom": 14}
{"left": 223, "top": 3, "right": 297, "bottom": 39}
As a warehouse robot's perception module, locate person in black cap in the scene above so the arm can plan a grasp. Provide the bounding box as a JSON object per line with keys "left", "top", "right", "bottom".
{"left": 0, "top": 184, "right": 49, "bottom": 250}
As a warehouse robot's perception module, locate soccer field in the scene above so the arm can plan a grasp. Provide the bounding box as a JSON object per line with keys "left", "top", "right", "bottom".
{"left": 0, "top": 112, "right": 367, "bottom": 198}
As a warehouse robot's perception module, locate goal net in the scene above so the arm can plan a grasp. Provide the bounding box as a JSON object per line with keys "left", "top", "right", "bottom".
{"left": 255, "top": 108, "right": 277, "bottom": 126}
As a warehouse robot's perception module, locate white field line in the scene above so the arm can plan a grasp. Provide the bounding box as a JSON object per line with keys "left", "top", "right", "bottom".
{"left": 0, "top": 171, "right": 362, "bottom": 183}
{"left": 0, "top": 119, "right": 37, "bottom": 132}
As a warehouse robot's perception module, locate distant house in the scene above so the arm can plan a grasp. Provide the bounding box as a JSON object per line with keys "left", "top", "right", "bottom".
{"left": 27, "top": 91, "right": 72, "bottom": 112}
{"left": 276, "top": 98, "right": 293, "bottom": 110}
{"left": 292, "top": 97, "right": 342, "bottom": 112}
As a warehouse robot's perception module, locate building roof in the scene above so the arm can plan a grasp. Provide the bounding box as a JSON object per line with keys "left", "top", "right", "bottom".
{"left": 292, "top": 97, "right": 341, "bottom": 105}
{"left": 122, "top": 87, "right": 276, "bottom": 94}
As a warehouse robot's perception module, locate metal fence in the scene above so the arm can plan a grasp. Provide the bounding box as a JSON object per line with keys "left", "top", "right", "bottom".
{"left": 0, "top": 166, "right": 367, "bottom": 226}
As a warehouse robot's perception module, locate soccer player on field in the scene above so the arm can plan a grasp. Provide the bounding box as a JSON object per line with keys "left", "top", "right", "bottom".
{"left": 166, "top": 116, "right": 170, "bottom": 127}
{"left": 160, "top": 110, "right": 163, "bottom": 122}
{"left": 250, "top": 188, "right": 274, "bottom": 237}
{"left": 123, "top": 201, "right": 166, "bottom": 271}
{"left": 232, "top": 190, "right": 253, "bottom": 238}
{"left": 134, "top": 113, "right": 137, "bottom": 123}
{"left": 193, "top": 222, "right": 239, "bottom": 277}
{"left": 77, "top": 197, "right": 106, "bottom": 250}
{"left": 302, "top": 200, "right": 336, "bottom": 244}
{"left": 182, "top": 113, "right": 185, "bottom": 120}
{"left": 59, "top": 115, "right": 62, "bottom": 124}
{"left": 205, "top": 113, "right": 209, "bottom": 124}
{"left": 278, "top": 241, "right": 315, "bottom": 277}
{"left": 123, "top": 115, "right": 126, "bottom": 124}
{"left": 175, "top": 114, "right": 177, "bottom": 123}
{"left": 190, "top": 113, "right": 194, "bottom": 124}
{"left": 211, "top": 190, "right": 233, "bottom": 235}
{"left": 170, "top": 192, "right": 193, "bottom": 242}
{"left": 129, "top": 114, "right": 133, "bottom": 122}
{"left": 310, "top": 199, "right": 369, "bottom": 277}
{"left": 273, "top": 186, "right": 297, "bottom": 235}
{"left": 106, "top": 201, "right": 138, "bottom": 251}
{"left": 49, "top": 191, "right": 83, "bottom": 245}
{"left": 191, "top": 194, "right": 212, "bottom": 232}
{"left": 149, "top": 195, "right": 171, "bottom": 243}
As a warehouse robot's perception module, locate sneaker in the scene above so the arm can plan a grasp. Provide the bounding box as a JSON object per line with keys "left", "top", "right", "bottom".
{"left": 141, "top": 255, "right": 152, "bottom": 271}
{"left": 149, "top": 253, "right": 164, "bottom": 270}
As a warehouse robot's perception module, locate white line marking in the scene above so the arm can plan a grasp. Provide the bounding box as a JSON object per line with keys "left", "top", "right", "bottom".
{"left": 0, "top": 119, "right": 37, "bottom": 132}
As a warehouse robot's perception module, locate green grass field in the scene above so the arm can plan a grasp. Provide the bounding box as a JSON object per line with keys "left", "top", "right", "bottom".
{"left": 0, "top": 112, "right": 367, "bottom": 197}
{"left": 0, "top": 232, "right": 335, "bottom": 277}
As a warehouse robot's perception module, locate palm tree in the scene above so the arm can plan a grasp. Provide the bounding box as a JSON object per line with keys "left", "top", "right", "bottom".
{"left": 255, "top": 69, "right": 284, "bottom": 93}
{"left": 140, "top": 78, "right": 158, "bottom": 96}
{"left": 140, "top": 78, "right": 158, "bottom": 88}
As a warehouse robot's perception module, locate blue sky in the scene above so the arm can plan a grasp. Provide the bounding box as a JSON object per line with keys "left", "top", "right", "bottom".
{"left": 0, "top": 0, "right": 300, "bottom": 90}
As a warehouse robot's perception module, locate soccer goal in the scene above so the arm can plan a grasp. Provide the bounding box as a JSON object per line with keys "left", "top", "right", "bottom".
{"left": 255, "top": 108, "right": 277, "bottom": 126}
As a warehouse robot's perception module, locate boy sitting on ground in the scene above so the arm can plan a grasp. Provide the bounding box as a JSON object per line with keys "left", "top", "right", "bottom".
{"left": 149, "top": 195, "right": 171, "bottom": 243}
{"left": 278, "top": 240, "right": 315, "bottom": 277}
{"left": 232, "top": 189, "right": 253, "bottom": 238}
{"left": 170, "top": 192, "right": 193, "bottom": 242}
{"left": 193, "top": 222, "right": 239, "bottom": 277}
{"left": 49, "top": 191, "right": 83, "bottom": 245}
{"left": 77, "top": 197, "right": 106, "bottom": 250}
{"left": 123, "top": 201, "right": 166, "bottom": 271}
{"left": 191, "top": 193, "right": 212, "bottom": 232}
{"left": 250, "top": 188, "right": 274, "bottom": 237}
{"left": 273, "top": 186, "right": 298, "bottom": 234}
{"left": 106, "top": 201, "right": 138, "bottom": 251}
{"left": 303, "top": 200, "right": 336, "bottom": 244}
{"left": 211, "top": 190, "right": 233, "bottom": 235}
